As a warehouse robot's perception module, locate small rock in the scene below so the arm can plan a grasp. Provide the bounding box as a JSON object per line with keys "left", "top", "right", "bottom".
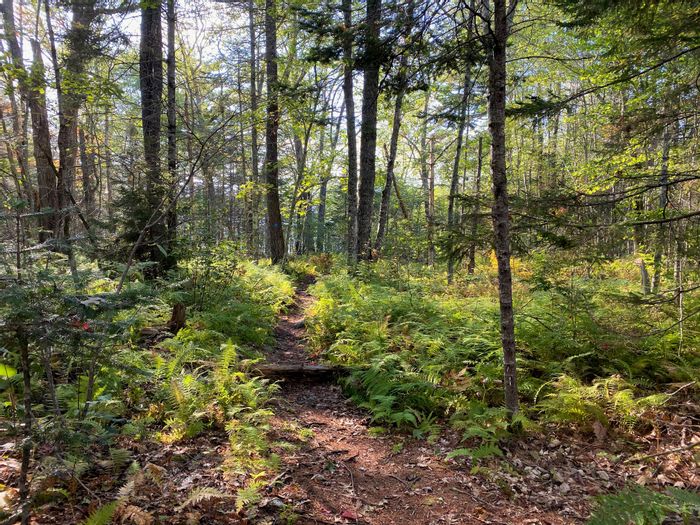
{"left": 267, "top": 497, "right": 285, "bottom": 509}
{"left": 548, "top": 439, "right": 561, "bottom": 449}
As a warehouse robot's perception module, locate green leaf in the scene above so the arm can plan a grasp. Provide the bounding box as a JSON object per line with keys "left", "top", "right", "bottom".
{"left": 0, "top": 363, "right": 17, "bottom": 379}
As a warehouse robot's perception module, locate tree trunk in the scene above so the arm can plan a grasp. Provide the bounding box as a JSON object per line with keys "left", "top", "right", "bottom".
{"left": 419, "top": 86, "right": 435, "bottom": 265}
{"left": 356, "top": 0, "right": 382, "bottom": 261}
{"left": 248, "top": 0, "right": 261, "bottom": 253}
{"left": 0, "top": 41, "right": 33, "bottom": 207}
{"left": 633, "top": 196, "right": 650, "bottom": 294}
{"left": 447, "top": 44, "right": 473, "bottom": 282}
{"left": 374, "top": 89, "right": 403, "bottom": 255}
{"left": 375, "top": 0, "right": 413, "bottom": 255}
{"left": 79, "top": 127, "right": 96, "bottom": 217}
{"left": 467, "top": 136, "right": 483, "bottom": 275}
{"left": 166, "top": 0, "right": 178, "bottom": 257}
{"left": 2, "top": 0, "right": 57, "bottom": 240}
{"left": 342, "top": 0, "right": 359, "bottom": 263}
{"left": 487, "top": 0, "right": 519, "bottom": 415}
{"left": 140, "top": 0, "right": 169, "bottom": 273}
{"left": 104, "top": 109, "right": 113, "bottom": 220}
{"left": 652, "top": 126, "right": 671, "bottom": 293}
{"left": 264, "top": 0, "right": 285, "bottom": 263}
{"left": 317, "top": 103, "right": 344, "bottom": 252}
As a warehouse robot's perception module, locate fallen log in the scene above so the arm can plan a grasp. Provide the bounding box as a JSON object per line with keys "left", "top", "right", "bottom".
{"left": 252, "top": 363, "right": 350, "bottom": 380}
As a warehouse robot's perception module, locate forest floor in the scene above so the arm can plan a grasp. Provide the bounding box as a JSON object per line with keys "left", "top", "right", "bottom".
{"left": 6, "top": 280, "right": 699, "bottom": 524}
{"left": 256, "top": 282, "right": 605, "bottom": 525}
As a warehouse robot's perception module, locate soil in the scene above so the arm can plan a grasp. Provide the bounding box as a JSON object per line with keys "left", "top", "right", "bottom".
{"left": 3, "top": 280, "right": 699, "bottom": 524}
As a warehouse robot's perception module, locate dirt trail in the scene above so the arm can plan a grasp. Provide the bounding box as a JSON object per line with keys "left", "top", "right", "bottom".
{"left": 262, "top": 282, "right": 574, "bottom": 525}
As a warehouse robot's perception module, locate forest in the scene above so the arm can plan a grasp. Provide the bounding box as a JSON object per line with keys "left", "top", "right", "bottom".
{"left": 0, "top": 0, "right": 699, "bottom": 523}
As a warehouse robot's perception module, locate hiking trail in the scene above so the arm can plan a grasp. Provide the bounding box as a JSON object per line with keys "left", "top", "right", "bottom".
{"left": 261, "top": 281, "right": 576, "bottom": 525}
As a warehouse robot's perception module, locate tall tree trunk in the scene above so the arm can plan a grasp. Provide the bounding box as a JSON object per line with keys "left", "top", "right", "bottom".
{"left": 140, "top": 0, "right": 169, "bottom": 272}
{"left": 374, "top": 90, "right": 403, "bottom": 255}
{"left": 248, "top": 0, "right": 260, "bottom": 253}
{"left": 2, "top": 0, "right": 56, "bottom": 240}
{"left": 467, "top": 136, "right": 483, "bottom": 275}
{"left": 487, "top": 0, "right": 519, "bottom": 415}
{"left": 447, "top": 9, "right": 474, "bottom": 282}
{"left": 264, "top": 0, "right": 285, "bottom": 263}
{"left": 45, "top": 0, "right": 98, "bottom": 245}
{"left": 317, "top": 103, "right": 344, "bottom": 252}
{"left": 356, "top": 0, "right": 382, "bottom": 261}
{"left": 104, "top": 109, "right": 113, "bottom": 220}
{"left": 375, "top": 0, "right": 414, "bottom": 255}
{"left": 342, "top": 0, "right": 359, "bottom": 263}
{"left": 166, "top": 0, "right": 178, "bottom": 256}
{"left": 79, "top": 127, "right": 96, "bottom": 217}
{"left": 0, "top": 40, "right": 33, "bottom": 206}
{"left": 288, "top": 115, "right": 314, "bottom": 252}
{"left": 633, "top": 196, "right": 650, "bottom": 294}
{"left": 236, "top": 67, "right": 251, "bottom": 247}
{"left": 652, "top": 126, "right": 671, "bottom": 293}
{"left": 419, "top": 86, "right": 435, "bottom": 265}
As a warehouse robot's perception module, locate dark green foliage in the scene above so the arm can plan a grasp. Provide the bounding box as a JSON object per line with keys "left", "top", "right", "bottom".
{"left": 588, "top": 484, "right": 700, "bottom": 525}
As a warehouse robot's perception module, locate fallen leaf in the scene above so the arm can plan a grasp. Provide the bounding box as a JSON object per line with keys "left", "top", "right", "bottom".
{"left": 340, "top": 509, "right": 359, "bottom": 520}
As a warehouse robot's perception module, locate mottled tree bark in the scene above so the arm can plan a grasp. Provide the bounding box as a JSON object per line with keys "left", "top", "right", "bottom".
{"left": 419, "top": 86, "right": 435, "bottom": 265}
{"left": 140, "top": 0, "right": 171, "bottom": 272}
{"left": 2, "top": 0, "right": 56, "bottom": 240}
{"left": 487, "top": 0, "right": 519, "bottom": 415}
{"left": 342, "top": 0, "right": 359, "bottom": 263}
{"left": 167, "top": 0, "right": 178, "bottom": 254}
{"left": 467, "top": 137, "right": 483, "bottom": 275}
{"left": 264, "top": 0, "right": 285, "bottom": 263}
{"left": 248, "top": 0, "right": 261, "bottom": 253}
{"left": 356, "top": 0, "right": 382, "bottom": 261}
{"left": 79, "top": 127, "right": 96, "bottom": 217}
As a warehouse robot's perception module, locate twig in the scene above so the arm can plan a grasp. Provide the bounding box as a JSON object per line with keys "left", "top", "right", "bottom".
{"left": 267, "top": 469, "right": 289, "bottom": 488}
{"left": 388, "top": 474, "right": 409, "bottom": 488}
{"left": 450, "top": 486, "right": 494, "bottom": 508}
{"left": 623, "top": 441, "right": 700, "bottom": 463}
{"left": 663, "top": 381, "right": 696, "bottom": 402}
{"left": 340, "top": 461, "right": 355, "bottom": 494}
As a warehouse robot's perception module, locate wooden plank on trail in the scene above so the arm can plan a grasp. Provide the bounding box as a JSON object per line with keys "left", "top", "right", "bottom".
{"left": 252, "top": 363, "right": 349, "bottom": 379}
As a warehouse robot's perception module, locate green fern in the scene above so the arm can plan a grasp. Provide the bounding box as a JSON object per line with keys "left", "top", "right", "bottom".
{"left": 81, "top": 501, "right": 118, "bottom": 525}
{"left": 588, "top": 484, "right": 700, "bottom": 525}
{"left": 236, "top": 478, "right": 265, "bottom": 512}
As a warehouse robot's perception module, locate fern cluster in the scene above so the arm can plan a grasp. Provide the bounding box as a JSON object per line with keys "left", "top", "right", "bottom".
{"left": 306, "top": 259, "right": 698, "bottom": 447}
{"left": 588, "top": 484, "right": 700, "bottom": 525}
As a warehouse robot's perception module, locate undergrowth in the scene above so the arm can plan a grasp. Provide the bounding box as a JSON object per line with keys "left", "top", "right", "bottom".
{"left": 306, "top": 255, "right": 699, "bottom": 453}
{"left": 0, "top": 243, "right": 295, "bottom": 521}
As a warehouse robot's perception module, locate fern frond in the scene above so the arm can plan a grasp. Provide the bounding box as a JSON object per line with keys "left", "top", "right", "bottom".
{"left": 175, "top": 487, "right": 233, "bottom": 511}
{"left": 587, "top": 484, "right": 700, "bottom": 525}
{"left": 81, "top": 501, "right": 118, "bottom": 525}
